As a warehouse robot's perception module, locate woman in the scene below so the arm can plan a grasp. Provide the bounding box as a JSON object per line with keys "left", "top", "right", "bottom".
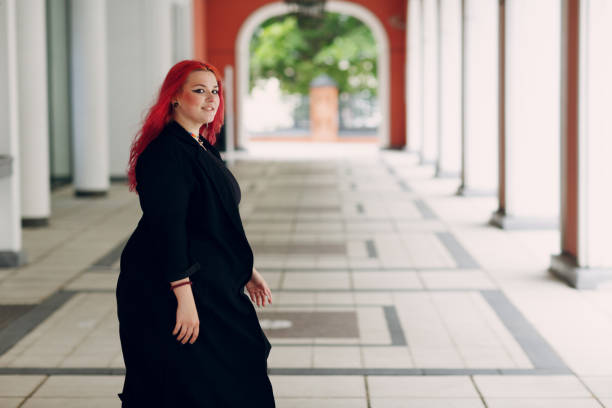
{"left": 116, "top": 60, "right": 275, "bottom": 407}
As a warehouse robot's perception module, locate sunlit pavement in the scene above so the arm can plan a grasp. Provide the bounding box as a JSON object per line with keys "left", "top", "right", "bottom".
{"left": 1, "top": 142, "right": 611, "bottom": 407}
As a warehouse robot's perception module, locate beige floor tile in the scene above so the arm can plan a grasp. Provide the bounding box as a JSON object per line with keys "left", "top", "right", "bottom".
{"left": 370, "top": 399, "right": 485, "bottom": 408}
{"left": 21, "top": 398, "right": 119, "bottom": 408}
{"left": 33, "top": 376, "right": 123, "bottom": 398}
{"left": 581, "top": 376, "right": 612, "bottom": 398}
{"left": 268, "top": 347, "right": 313, "bottom": 368}
{"left": 0, "top": 376, "right": 46, "bottom": 397}
{"left": 0, "top": 398, "right": 23, "bottom": 408}
{"left": 362, "top": 347, "right": 414, "bottom": 368}
{"left": 367, "top": 376, "right": 479, "bottom": 398}
{"left": 269, "top": 375, "right": 366, "bottom": 398}
{"left": 276, "top": 398, "right": 367, "bottom": 408}
{"left": 473, "top": 375, "right": 591, "bottom": 398}
{"left": 485, "top": 399, "right": 602, "bottom": 408}
{"left": 313, "top": 346, "right": 362, "bottom": 368}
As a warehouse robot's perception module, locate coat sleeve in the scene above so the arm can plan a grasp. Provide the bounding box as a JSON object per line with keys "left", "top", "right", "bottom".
{"left": 135, "top": 143, "right": 200, "bottom": 283}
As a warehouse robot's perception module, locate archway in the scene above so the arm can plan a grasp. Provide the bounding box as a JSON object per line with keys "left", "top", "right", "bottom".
{"left": 235, "top": 0, "right": 390, "bottom": 149}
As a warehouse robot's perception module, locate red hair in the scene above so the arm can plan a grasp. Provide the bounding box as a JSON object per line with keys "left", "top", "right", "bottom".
{"left": 127, "top": 60, "right": 225, "bottom": 192}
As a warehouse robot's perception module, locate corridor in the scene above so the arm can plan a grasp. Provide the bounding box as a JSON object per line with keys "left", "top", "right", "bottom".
{"left": 0, "top": 144, "right": 611, "bottom": 407}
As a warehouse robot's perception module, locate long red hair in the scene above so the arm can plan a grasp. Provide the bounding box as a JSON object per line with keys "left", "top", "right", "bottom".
{"left": 127, "top": 60, "right": 225, "bottom": 192}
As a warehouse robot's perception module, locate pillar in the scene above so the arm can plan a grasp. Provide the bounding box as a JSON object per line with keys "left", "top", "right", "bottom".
{"left": 437, "top": 0, "right": 462, "bottom": 177}
{"left": 458, "top": 0, "right": 498, "bottom": 196}
{"left": 17, "top": 0, "right": 51, "bottom": 225}
{"left": 71, "top": 0, "right": 109, "bottom": 195}
{"left": 490, "top": 0, "right": 561, "bottom": 229}
{"left": 107, "top": 0, "right": 174, "bottom": 179}
{"left": 550, "top": 0, "right": 612, "bottom": 288}
{"left": 309, "top": 74, "right": 339, "bottom": 141}
{"left": 0, "top": 0, "right": 26, "bottom": 266}
{"left": 421, "top": 0, "right": 439, "bottom": 165}
{"left": 406, "top": 0, "right": 423, "bottom": 153}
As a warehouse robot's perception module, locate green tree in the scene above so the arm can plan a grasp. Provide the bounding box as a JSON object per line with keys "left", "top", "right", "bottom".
{"left": 249, "top": 12, "right": 378, "bottom": 96}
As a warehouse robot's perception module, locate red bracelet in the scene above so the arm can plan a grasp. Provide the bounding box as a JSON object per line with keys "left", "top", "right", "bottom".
{"left": 170, "top": 281, "right": 192, "bottom": 290}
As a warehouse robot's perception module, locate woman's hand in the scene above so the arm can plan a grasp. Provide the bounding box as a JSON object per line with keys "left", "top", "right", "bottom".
{"left": 246, "top": 267, "right": 273, "bottom": 307}
{"left": 171, "top": 279, "right": 199, "bottom": 344}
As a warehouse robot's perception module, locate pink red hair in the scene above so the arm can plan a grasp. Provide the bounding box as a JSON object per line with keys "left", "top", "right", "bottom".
{"left": 127, "top": 60, "right": 225, "bottom": 192}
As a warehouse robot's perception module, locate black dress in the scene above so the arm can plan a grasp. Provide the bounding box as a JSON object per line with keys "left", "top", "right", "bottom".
{"left": 116, "top": 120, "right": 275, "bottom": 407}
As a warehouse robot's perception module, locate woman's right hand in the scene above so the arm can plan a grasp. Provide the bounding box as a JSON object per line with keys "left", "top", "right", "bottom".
{"left": 171, "top": 281, "right": 199, "bottom": 344}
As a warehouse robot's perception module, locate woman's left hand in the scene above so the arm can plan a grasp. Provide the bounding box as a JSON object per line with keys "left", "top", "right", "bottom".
{"left": 246, "top": 267, "right": 273, "bottom": 307}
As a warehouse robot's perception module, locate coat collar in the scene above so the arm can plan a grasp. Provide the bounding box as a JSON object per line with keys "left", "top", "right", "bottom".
{"left": 165, "top": 120, "right": 247, "bottom": 240}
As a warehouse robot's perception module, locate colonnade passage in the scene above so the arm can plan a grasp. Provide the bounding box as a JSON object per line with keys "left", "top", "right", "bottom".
{"left": 407, "top": 0, "right": 612, "bottom": 289}
{"left": 0, "top": 144, "right": 610, "bottom": 406}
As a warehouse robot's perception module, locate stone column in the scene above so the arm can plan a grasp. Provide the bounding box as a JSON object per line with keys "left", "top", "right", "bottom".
{"left": 309, "top": 74, "right": 339, "bottom": 142}
{"left": 71, "top": 0, "right": 109, "bottom": 195}
{"left": 0, "top": 0, "right": 26, "bottom": 266}
{"left": 421, "top": 0, "right": 439, "bottom": 165}
{"left": 490, "top": 0, "right": 561, "bottom": 229}
{"left": 16, "top": 0, "right": 51, "bottom": 225}
{"left": 406, "top": 0, "right": 424, "bottom": 153}
{"left": 550, "top": 0, "right": 612, "bottom": 288}
{"left": 458, "top": 0, "right": 498, "bottom": 196}
{"left": 436, "top": 0, "right": 462, "bottom": 177}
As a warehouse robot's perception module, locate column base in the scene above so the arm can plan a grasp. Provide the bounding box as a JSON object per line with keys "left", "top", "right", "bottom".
{"left": 75, "top": 190, "right": 108, "bottom": 197}
{"left": 435, "top": 169, "right": 460, "bottom": 178}
{"left": 0, "top": 250, "right": 27, "bottom": 267}
{"left": 456, "top": 185, "right": 496, "bottom": 196}
{"left": 549, "top": 253, "right": 612, "bottom": 289}
{"left": 22, "top": 218, "right": 49, "bottom": 228}
{"left": 489, "top": 210, "right": 558, "bottom": 230}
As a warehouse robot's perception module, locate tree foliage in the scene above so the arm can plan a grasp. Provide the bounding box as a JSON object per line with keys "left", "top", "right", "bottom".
{"left": 249, "top": 12, "right": 378, "bottom": 96}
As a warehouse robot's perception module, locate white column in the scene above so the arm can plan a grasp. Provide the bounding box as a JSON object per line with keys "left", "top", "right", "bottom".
{"left": 458, "top": 0, "right": 498, "bottom": 195}
{"left": 551, "top": 0, "right": 612, "bottom": 288}
{"left": 407, "top": 0, "right": 424, "bottom": 153}
{"left": 0, "top": 0, "right": 25, "bottom": 266}
{"left": 16, "top": 0, "right": 51, "bottom": 225}
{"left": 421, "top": 0, "right": 439, "bottom": 165}
{"left": 107, "top": 0, "right": 173, "bottom": 179}
{"left": 437, "top": 0, "right": 462, "bottom": 177}
{"left": 71, "top": 0, "right": 109, "bottom": 195}
{"left": 491, "top": 0, "right": 560, "bottom": 229}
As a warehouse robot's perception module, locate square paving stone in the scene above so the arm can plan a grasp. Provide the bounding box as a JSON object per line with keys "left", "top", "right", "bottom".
{"left": 260, "top": 311, "right": 359, "bottom": 338}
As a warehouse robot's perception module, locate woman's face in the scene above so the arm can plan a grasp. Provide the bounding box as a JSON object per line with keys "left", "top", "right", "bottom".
{"left": 173, "top": 70, "right": 220, "bottom": 127}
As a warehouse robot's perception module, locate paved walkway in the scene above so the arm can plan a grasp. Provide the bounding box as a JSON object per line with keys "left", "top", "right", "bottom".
{"left": 1, "top": 142, "right": 612, "bottom": 407}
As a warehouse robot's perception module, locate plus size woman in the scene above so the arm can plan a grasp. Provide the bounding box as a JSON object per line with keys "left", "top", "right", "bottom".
{"left": 116, "top": 60, "right": 275, "bottom": 407}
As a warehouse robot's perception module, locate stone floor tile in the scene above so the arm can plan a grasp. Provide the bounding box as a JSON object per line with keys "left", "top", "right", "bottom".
{"left": 473, "top": 375, "right": 591, "bottom": 398}
{"left": 362, "top": 346, "right": 414, "bottom": 368}
{"left": 0, "top": 398, "right": 23, "bottom": 408}
{"left": 313, "top": 346, "right": 362, "bottom": 368}
{"left": 21, "top": 398, "right": 119, "bottom": 408}
{"left": 370, "top": 399, "right": 485, "bottom": 408}
{"left": 484, "top": 399, "right": 602, "bottom": 408}
{"left": 367, "top": 376, "right": 479, "bottom": 398}
{"left": 32, "top": 376, "right": 123, "bottom": 398}
{"left": 267, "top": 346, "right": 312, "bottom": 368}
{"left": 580, "top": 376, "right": 612, "bottom": 398}
{"left": 0, "top": 376, "right": 46, "bottom": 397}
{"left": 269, "top": 375, "right": 366, "bottom": 398}
{"left": 276, "top": 398, "right": 367, "bottom": 408}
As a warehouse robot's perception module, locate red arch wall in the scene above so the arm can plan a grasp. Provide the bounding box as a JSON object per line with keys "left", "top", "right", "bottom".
{"left": 193, "top": 0, "right": 407, "bottom": 148}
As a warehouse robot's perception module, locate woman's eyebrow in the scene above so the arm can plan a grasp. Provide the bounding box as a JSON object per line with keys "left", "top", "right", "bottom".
{"left": 193, "top": 83, "right": 219, "bottom": 88}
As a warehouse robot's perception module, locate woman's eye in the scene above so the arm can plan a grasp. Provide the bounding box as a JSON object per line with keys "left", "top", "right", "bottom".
{"left": 212, "top": 90, "right": 218, "bottom": 94}
{"left": 193, "top": 89, "right": 204, "bottom": 94}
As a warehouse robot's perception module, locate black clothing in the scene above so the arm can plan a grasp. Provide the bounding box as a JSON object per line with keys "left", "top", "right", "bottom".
{"left": 116, "top": 121, "right": 274, "bottom": 407}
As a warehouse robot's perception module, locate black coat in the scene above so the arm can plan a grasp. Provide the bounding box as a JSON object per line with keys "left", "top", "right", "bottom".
{"left": 116, "top": 120, "right": 274, "bottom": 407}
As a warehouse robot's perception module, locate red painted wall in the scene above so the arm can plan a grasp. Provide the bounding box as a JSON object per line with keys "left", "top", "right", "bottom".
{"left": 196, "top": 0, "right": 407, "bottom": 148}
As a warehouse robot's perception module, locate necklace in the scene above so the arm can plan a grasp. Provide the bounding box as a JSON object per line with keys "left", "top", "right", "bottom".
{"left": 190, "top": 133, "right": 207, "bottom": 151}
